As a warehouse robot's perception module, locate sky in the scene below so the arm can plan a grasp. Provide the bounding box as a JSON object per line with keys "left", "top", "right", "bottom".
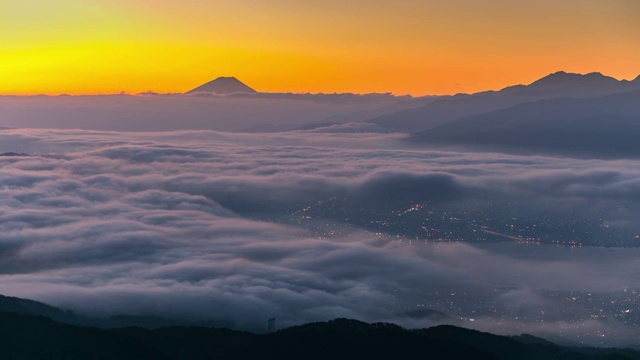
{"left": 1, "top": 0, "right": 639, "bottom": 95}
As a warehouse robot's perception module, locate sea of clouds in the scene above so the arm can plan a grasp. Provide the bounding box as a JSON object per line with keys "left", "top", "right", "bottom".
{"left": 1, "top": 128, "right": 639, "bottom": 345}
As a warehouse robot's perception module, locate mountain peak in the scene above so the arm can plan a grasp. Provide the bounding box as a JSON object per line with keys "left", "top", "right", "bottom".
{"left": 186, "top": 77, "right": 257, "bottom": 95}
{"left": 528, "top": 71, "right": 620, "bottom": 91}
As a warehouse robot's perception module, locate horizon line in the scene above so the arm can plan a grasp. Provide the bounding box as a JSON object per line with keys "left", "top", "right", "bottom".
{"left": 1, "top": 70, "right": 638, "bottom": 98}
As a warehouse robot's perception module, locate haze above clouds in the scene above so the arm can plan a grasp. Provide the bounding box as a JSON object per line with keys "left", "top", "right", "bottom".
{"left": 0, "top": 92, "right": 416, "bottom": 132}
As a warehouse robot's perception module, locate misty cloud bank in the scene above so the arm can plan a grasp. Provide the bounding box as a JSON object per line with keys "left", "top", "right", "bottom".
{"left": 1, "top": 129, "right": 639, "bottom": 345}
{"left": 0, "top": 94, "right": 412, "bottom": 132}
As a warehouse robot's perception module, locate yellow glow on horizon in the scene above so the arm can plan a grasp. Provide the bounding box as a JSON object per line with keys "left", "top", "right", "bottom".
{"left": 1, "top": 0, "right": 639, "bottom": 95}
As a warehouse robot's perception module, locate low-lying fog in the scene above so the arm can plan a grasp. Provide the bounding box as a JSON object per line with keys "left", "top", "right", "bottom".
{"left": 1, "top": 128, "right": 639, "bottom": 346}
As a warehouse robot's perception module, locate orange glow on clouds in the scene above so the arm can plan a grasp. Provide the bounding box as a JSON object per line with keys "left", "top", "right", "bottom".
{"left": 1, "top": 0, "right": 639, "bottom": 95}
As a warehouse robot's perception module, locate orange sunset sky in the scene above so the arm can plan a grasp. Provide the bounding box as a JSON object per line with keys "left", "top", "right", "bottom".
{"left": 1, "top": 0, "right": 639, "bottom": 96}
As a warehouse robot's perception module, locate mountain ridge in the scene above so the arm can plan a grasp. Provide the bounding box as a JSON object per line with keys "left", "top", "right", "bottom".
{"left": 409, "top": 90, "right": 640, "bottom": 158}
{"left": 366, "top": 71, "right": 640, "bottom": 132}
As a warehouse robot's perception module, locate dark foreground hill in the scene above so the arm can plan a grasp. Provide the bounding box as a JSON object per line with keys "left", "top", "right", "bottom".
{"left": 1, "top": 313, "right": 639, "bottom": 360}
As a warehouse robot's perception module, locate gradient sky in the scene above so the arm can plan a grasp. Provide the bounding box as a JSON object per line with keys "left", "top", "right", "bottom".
{"left": 1, "top": 0, "right": 639, "bottom": 95}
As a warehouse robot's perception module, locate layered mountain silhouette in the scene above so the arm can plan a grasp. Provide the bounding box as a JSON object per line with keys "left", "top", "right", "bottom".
{"left": 0, "top": 294, "right": 85, "bottom": 324}
{"left": 409, "top": 90, "right": 640, "bottom": 158}
{"left": 0, "top": 294, "right": 219, "bottom": 329}
{"left": 368, "top": 71, "right": 640, "bottom": 132}
{"left": 186, "top": 77, "right": 257, "bottom": 94}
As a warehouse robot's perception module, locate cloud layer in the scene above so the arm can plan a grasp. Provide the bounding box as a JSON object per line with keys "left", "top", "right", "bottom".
{"left": 1, "top": 129, "right": 639, "bottom": 345}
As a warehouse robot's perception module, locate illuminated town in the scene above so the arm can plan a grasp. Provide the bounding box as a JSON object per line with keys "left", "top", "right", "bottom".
{"left": 283, "top": 198, "right": 639, "bottom": 247}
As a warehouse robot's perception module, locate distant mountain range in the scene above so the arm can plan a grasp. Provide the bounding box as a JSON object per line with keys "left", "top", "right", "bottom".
{"left": 2, "top": 71, "right": 639, "bottom": 141}
{"left": 278, "top": 70, "right": 639, "bottom": 158}
{"left": 1, "top": 294, "right": 639, "bottom": 359}
{"left": 178, "top": 71, "right": 640, "bottom": 143}
{"left": 408, "top": 89, "right": 640, "bottom": 158}
{"left": 366, "top": 71, "right": 640, "bottom": 132}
